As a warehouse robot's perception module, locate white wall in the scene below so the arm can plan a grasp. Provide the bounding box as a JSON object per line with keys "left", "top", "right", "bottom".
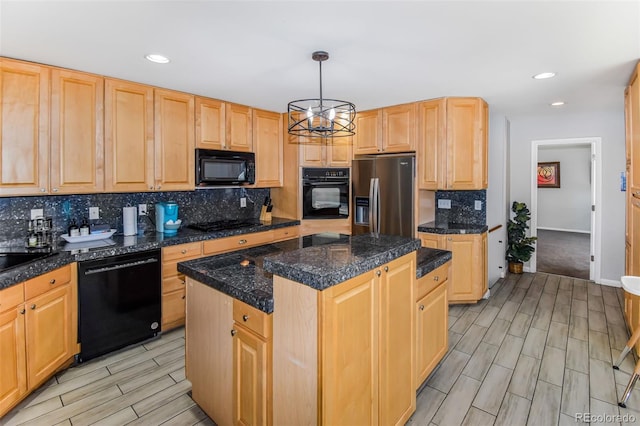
{"left": 487, "top": 113, "right": 508, "bottom": 286}
{"left": 538, "top": 145, "right": 591, "bottom": 232}
{"left": 509, "top": 109, "right": 625, "bottom": 283}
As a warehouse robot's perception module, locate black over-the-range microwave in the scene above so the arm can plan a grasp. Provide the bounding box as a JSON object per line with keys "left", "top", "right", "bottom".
{"left": 195, "top": 148, "right": 255, "bottom": 186}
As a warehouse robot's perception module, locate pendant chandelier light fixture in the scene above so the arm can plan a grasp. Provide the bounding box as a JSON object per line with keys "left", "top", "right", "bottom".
{"left": 288, "top": 51, "right": 356, "bottom": 138}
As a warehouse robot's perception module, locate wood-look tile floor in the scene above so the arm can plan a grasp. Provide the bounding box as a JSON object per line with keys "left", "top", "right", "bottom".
{"left": 2, "top": 272, "right": 638, "bottom": 426}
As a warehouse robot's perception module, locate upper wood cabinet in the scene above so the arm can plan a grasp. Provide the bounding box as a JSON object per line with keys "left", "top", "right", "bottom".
{"left": 253, "top": 108, "right": 283, "bottom": 187}
{"left": 195, "top": 97, "right": 226, "bottom": 150}
{"left": 226, "top": 103, "right": 253, "bottom": 152}
{"left": 50, "top": 69, "right": 104, "bottom": 194}
{"left": 154, "top": 89, "right": 195, "bottom": 191}
{"left": 0, "top": 59, "right": 49, "bottom": 196}
{"left": 628, "top": 69, "right": 640, "bottom": 193}
{"left": 104, "top": 79, "right": 154, "bottom": 192}
{"left": 353, "top": 104, "right": 416, "bottom": 156}
{"left": 299, "top": 136, "right": 352, "bottom": 167}
{"left": 418, "top": 97, "right": 488, "bottom": 190}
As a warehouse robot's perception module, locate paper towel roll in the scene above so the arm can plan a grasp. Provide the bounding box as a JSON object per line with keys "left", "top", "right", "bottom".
{"left": 123, "top": 206, "right": 138, "bottom": 236}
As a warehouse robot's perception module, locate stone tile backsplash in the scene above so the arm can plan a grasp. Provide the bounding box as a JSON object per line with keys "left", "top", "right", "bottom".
{"left": 434, "top": 190, "right": 486, "bottom": 226}
{"left": 0, "top": 188, "right": 270, "bottom": 244}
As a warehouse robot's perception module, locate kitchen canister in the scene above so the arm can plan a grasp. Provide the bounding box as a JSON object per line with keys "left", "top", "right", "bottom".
{"left": 123, "top": 206, "right": 138, "bottom": 236}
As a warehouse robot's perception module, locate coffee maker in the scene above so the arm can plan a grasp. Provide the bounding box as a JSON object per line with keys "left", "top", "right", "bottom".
{"left": 155, "top": 202, "right": 179, "bottom": 233}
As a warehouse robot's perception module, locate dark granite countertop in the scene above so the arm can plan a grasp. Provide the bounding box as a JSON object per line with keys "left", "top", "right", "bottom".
{"left": 179, "top": 234, "right": 452, "bottom": 314}
{"left": 416, "top": 247, "right": 452, "bottom": 278}
{"left": 0, "top": 217, "right": 299, "bottom": 290}
{"left": 417, "top": 221, "right": 488, "bottom": 234}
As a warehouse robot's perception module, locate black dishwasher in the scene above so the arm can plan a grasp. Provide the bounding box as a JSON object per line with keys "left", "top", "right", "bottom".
{"left": 77, "top": 249, "right": 161, "bottom": 362}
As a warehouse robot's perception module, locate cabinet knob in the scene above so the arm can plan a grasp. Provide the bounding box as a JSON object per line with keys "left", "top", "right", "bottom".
{"left": 376, "top": 270, "right": 381, "bottom": 277}
{"left": 157, "top": 184, "right": 162, "bottom": 190}
{"left": 231, "top": 329, "right": 237, "bottom": 337}
{"left": 242, "top": 314, "right": 249, "bottom": 322}
{"left": 182, "top": 295, "right": 185, "bottom": 300}
{"left": 30, "top": 304, "right": 36, "bottom": 310}
{"left": 181, "top": 249, "right": 187, "bottom": 254}
{"left": 52, "top": 188, "right": 59, "bottom": 192}
{"left": 239, "top": 239, "right": 247, "bottom": 245}
{"left": 384, "top": 266, "right": 389, "bottom": 272}
{"left": 50, "top": 279, "right": 56, "bottom": 285}
{"left": 434, "top": 276, "right": 439, "bottom": 281}
{"left": 419, "top": 304, "right": 425, "bottom": 311}
{"left": 149, "top": 185, "right": 154, "bottom": 190}
{"left": 40, "top": 188, "right": 46, "bottom": 193}
{"left": 19, "top": 308, "right": 26, "bottom": 315}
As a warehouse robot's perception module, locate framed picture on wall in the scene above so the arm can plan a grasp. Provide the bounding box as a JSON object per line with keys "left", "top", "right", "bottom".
{"left": 537, "top": 161, "right": 560, "bottom": 188}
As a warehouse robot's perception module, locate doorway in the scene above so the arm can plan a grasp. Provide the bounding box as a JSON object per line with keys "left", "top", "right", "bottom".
{"left": 529, "top": 137, "right": 602, "bottom": 282}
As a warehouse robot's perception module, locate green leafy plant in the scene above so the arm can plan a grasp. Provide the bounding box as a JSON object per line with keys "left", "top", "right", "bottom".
{"left": 506, "top": 201, "right": 537, "bottom": 264}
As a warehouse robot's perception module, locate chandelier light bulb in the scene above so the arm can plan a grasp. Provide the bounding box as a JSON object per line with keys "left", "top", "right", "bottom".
{"left": 306, "top": 106, "right": 314, "bottom": 118}
{"left": 329, "top": 108, "right": 336, "bottom": 120}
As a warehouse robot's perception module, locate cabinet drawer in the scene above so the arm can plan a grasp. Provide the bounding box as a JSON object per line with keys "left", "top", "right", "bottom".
{"left": 162, "top": 289, "right": 186, "bottom": 330}
{"left": 162, "top": 256, "right": 201, "bottom": 278}
{"left": 0, "top": 283, "right": 24, "bottom": 313}
{"left": 416, "top": 263, "right": 449, "bottom": 301}
{"left": 233, "top": 298, "right": 272, "bottom": 339}
{"left": 203, "top": 230, "right": 274, "bottom": 255}
{"left": 163, "top": 242, "right": 202, "bottom": 262}
{"left": 163, "top": 274, "right": 187, "bottom": 294}
{"left": 272, "top": 226, "right": 299, "bottom": 242}
{"left": 24, "top": 265, "right": 71, "bottom": 300}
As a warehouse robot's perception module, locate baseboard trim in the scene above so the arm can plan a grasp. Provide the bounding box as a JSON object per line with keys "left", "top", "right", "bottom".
{"left": 536, "top": 226, "right": 591, "bottom": 234}
{"left": 597, "top": 278, "right": 621, "bottom": 288}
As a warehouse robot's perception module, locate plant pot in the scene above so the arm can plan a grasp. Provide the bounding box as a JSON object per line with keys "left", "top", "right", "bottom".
{"left": 508, "top": 261, "right": 524, "bottom": 274}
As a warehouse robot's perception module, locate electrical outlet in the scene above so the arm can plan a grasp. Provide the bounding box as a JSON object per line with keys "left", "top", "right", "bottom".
{"left": 240, "top": 197, "right": 247, "bottom": 208}
{"left": 30, "top": 208, "right": 44, "bottom": 219}
{"left": 437, "top": 199, "right": 451, "bottom": 209}
{"left": 138, "top": 203, "right": 148, "bottom": 216}
{"left": 89, "top": 207, "right": 100, "bottom": 220}
{"left": 475, "top": 200, "right": 482, "bottom": 210}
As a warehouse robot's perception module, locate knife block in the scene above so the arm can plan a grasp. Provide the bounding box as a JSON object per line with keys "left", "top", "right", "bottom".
{"left": 259, "top": 206, "right": 272, "bottom": 222}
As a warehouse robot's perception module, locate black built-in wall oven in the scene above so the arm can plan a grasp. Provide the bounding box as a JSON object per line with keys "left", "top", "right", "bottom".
{"left": 302, "top": 168, "right": 349, "bottom": 219}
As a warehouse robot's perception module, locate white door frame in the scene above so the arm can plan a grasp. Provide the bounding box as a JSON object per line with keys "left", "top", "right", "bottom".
{"left": 529, "top": 137, "right": 602, "bottom": 283}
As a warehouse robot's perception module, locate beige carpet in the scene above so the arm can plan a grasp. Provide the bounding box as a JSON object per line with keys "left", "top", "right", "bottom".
{"left": 536, "top": 229, "right": 590, "bottom": 280}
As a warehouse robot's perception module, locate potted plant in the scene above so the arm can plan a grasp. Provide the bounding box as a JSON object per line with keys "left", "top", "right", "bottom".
{"left": 506, "top": 201, "right": 537, "bottom": 274}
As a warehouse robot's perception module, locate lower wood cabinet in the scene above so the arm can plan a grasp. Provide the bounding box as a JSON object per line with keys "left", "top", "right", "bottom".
{"left": 186, "top": 278, "right": 272, "bottom": 426}
{"left": 419, "top": 232, "right": 487, "bottom": 303}
{"left": 0, "top": 264, "right": 77, "bottom": 417}
{"left": 415, "top": 263, "right": 449, "bottom": 387}
{"left": 624, "top": 291, "right": 640, "bottom": 355}
{"left": 161, "top": 242, "right": 203, "bottom": 331}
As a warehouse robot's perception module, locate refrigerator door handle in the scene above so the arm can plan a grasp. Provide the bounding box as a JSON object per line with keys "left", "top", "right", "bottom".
{"left": 374, "top": 178, "right": 381, "bottom": 234}
{"left": 369, "top": 178, "right": 375, "bottom": 233}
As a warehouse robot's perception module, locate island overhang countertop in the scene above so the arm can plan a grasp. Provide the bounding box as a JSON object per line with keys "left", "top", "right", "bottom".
{"left": 177, "top": 233, "right": 451, "bottom": 314}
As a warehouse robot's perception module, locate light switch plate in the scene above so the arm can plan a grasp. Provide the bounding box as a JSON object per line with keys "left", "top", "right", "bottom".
{"left": 240, "top": 197, "right": 247, "bottom": 208}
{"left": 138, "top": 204, "right": 147, "bottom": 216}
{"left": 30, "top": 208, "right": 43, "bottom": 220}
{"left": 89, "top": 207, "right": 100, "bottom": 220}
{"left": 475, "top": 200, "right": 482, "bottom": 210}
{"left": 437, "top": 199, "right": 451, "bottom": 209}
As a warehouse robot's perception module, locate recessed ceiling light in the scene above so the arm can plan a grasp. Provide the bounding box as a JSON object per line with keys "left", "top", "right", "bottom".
{"left": 145, "top": 54, "right": 170, "bottom": 64}
{"left": 533, "top": 72, "right": 556, "bottom": 79}
{"left": 550, "top": 101, "right": 565, "bottom": 107}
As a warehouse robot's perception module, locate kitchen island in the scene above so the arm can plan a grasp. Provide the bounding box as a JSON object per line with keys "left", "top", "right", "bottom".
{"left": 178, "top": 233, "right": 451, "bottom": 426}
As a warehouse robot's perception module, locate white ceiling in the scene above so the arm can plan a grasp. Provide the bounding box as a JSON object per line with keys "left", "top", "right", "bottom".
{"left": 1, "top": 1, "right": 639, "bottom": 119}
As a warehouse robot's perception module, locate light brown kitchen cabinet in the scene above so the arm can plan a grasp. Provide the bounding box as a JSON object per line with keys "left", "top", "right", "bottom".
{"left": 0, "top": 59, "right": 49, "bottom": 196}
{"left": 299, "top": 136, "right": 352, "bottom": 167}
{"left": 629, "top": 197, "right": 640, "bottom": 277}
{"left": 154, "top": 89, "right": 195, "bottom": 191}
{"left": 0, "top": 264, "right": 77, "bottom": 417}
{"left": 104, "top": 79, "right": 155, "bottom": 192}
{"left": 195, "top": 97, "right": 226, "bottom": 150}
{"left": 353, "top": 104, "right": 416, "bottom": 156}
{"left": 50, "top": 69, "right": 104, "bottom": 194}
{"left": 415, "top": 263, "right": 449, "bottom": 387}
{"left": 253, "top": 108, "right": 283, "bottom": 187}
{"left": 353, "top": 109, "right": 382, "bottom": 155}
{"left": 161, "top": 242, "right": 203, "bottom": 331}
{"left": 418, "top": 97, "right": 488, "bottom": 190}
{"left": 273, "top": 252, "right": 416, "bottom": 426}
{"left": 226, "top": 103, "right": 253, "bottom": 152}
{"left": 626, "top": 63, "right": 640, "bottom": 275}
{"left": 419, "top": 232, "right": 487, "bottom": 303}
{"left": 624, "top": 291, "right": 640, "bottom": 355}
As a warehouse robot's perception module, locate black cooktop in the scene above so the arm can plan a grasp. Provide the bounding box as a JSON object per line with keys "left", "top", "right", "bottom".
{"left": 187, "top": 220, "right": 260, "bottom": 233}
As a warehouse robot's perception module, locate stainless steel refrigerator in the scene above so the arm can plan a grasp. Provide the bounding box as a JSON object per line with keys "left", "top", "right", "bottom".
{"left": 352, "top": 154, "right": 415, "bottom": 237}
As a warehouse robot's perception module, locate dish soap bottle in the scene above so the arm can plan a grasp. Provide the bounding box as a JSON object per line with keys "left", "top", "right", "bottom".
{"left": 80, "top": 218, "right": 90, "bottom": 236}
{"left": 68, "top": 219, "right": 80, "bottom": 237}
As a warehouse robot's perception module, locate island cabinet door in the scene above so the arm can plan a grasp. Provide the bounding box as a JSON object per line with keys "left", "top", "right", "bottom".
{"left": 378, "top": 253, "right": 416, "bottom": 426}
{"left": 185, "top": 279, "right": 234, "bottom": 426}
{"left": 233, "top": 325, "right": 270, "bottom": 426}
{"left": 320, "top": 270, "right": 379, "bottom": 426}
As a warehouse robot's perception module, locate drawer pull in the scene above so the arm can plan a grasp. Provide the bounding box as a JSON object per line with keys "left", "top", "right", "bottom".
{"left": 384, "top": 266, "right": 389, "bottom": 272}
{"left": 50, "top": 279, "right": 56, "bottom": 285}
{"left": 376, "top": 270, "right": 381, "bottom": 277}
{"left": 19, "top": 308, "right": 25, "bottom": 315}
{"left": 419, "top": 305, "right": 425, "bottom": 311}
{"left": 181, "top": 249, "right": 187, "bottom": 254}
{"left": 30, "top": 304, "right": 36, "bottom": 310}
{"left": 182, "top": 295, "right": 185, "bottom": 300}
{"left": 434, "top": 276, "right": 439, "bottom": 281}
{"left": 242, "top": 314, "right": 249, "bottom": 322}
{"left": 239, "top": 239, "right": 247, "bottom": 245}
{"left": 231, "top": 329, "right": 237, "bottom": 337}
